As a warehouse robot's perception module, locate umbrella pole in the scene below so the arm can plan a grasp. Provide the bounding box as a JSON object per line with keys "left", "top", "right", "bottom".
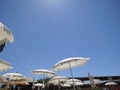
{"left": 69, "top": 62, "right": 75, "bottom": 90}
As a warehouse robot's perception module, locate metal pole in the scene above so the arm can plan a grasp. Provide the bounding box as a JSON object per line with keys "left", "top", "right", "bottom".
{"left": 69, "top": 62, "right": 75, "bottom": 90}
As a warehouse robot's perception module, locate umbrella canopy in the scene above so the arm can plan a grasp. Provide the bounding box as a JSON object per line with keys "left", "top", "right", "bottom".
{"left": 3, "top": 73, "right": 25, "bottom": 80}
{"left": 88, "top": 79, "right": 101, "bottom": 84}
{"left": 2, "top": 72, "right": 27, "bottom": 87}
{"left": 48, "top": 76, "right": 68, "bottom": 84}
{"left": 52, "top": 57, "right": 90, "bottom": 71}
{"left": 105, "top": 82, "right": 117, "bottom": 86}
{"left": 0, "top": 59, "right": 13, "bottom": 72}
{"left": 93, "top": 79, "right": 101, "bottom": 84}
{"left": 61, "top": 83, "right": 71, "bottom": 87}
{"left": 34, "top": 83, "right": 45, "bottom": 87}
{"left": 31, "top": 69, "right": 57, "bottom": 77}
{"left": 52, "top": 57, "right": 90, "bottom": 90}
{"left": 0, "top": 22, "right": 14, "bottom": 44}
{"left": 65, "top": 79, "right": 84, "bottom": 86}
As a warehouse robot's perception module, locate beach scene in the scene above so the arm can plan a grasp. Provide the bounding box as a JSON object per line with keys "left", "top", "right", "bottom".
{"left": 0, "top": 0, "right": 120, "bottom": 90}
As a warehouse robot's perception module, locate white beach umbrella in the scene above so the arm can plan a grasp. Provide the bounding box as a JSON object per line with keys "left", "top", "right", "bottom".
{"left": 34, "top": 83, "right": 45, "bottom": 90}
{"left": 48, "top": 76, "right": 68, "bottom": 90}
{"left": 52, "top": 57, "right": 90, "bottom": 90}
{"left": 31, "top": 69, "right": 56, "bottom": 77}
{"left": 3, "top": 72, "right": 25, "bottom": 79}
{"left": 93, "top": 79, "right": 101, "bottom": 84}
{"left": 48, "top": 76, "right": 68, "bottom": 84}
{"left": 2, "top": 72, "right": 26, "bottom": 90}
{"left": 0, "top": 59, "right": 13, "bottom": 72}
{"left": 105, "top": 82, "right": 117, "bottom": 86}
{"left": 35, "top": 83, "right": 45, "bottom": 87}
{"left": 61, "top": 83, "right": 71, "bottom": 87}
{"left": 52, "top": 57, "right": 90, "bottom": 71}
{"left": 0, "top": 22, "right": 14, "bottom": 44}
{"left": 65, "top": 79, "right": 84, "bottom": 86}
{"left": 31, "top": 69, "right": 57, "bottom": 89}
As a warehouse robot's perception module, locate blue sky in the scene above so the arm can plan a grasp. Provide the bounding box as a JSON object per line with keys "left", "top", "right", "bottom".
{"left": 0, "top": 0, "right": 120, "bottom": 79}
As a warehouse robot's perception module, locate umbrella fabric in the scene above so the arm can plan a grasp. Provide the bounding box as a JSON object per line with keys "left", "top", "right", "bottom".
{"left": 65, "top": 79, "right": 84, "bottom": 86}
{"left": 2, "top": 72, "right": 26, "bottom": 85}
{"left": 0, "top": 59, "right": 13, "bottom": 72}
{"left": 61, "top": 83, "right": 71, "bottom": 87}
{"left": 0, "top": 22, "right": 14, "bottom": 43}
{"left": 52, "top": 57, "right": 90, "bottom": 90}
{"left": 31, "top": 69, "right": 56, "bottom": 77}
{"left": 48, "top": 76, "right": 68, "bottom": 84}
{"left": 93, "top": 79, "right": 101, "bottom": 84}
{"left": 34, "top": 83, "right": 45, "bottom": 87}
{"left": 3, "top": 72, "right": 25, "bottom": 80}
{"left": 52, "top": 57, "right": 90, "bottom": 71}
{"left": 105, "top": 82, "right": 117, "bottom": 86}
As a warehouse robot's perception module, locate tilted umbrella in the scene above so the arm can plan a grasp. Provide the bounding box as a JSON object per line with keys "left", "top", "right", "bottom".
{"left": 0, "top": 59, "right": 13, "bottom": 72}
{"left": 52, "top": 57, "right": 90, "bottom": 90}
{"left": 0, "top": 22, "right": 14, "bottom": 43}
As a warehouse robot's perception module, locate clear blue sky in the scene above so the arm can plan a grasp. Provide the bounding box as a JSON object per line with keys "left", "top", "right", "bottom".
{"left": 0, "top": 0, "right": 120, "bottom": 79}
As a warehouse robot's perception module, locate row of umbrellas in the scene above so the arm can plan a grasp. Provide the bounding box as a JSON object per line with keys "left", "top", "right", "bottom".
{"left": 0, "top": 22, "right": 90, "bottom": 90}
{"left": 0, "top": 57, "right": 118, "bottom": 90}
{"left": 0, "top": 57, "right": 90, "bottom": 90}
{"left": 31, "top": 57, "right": 90, "bottom": 90}
{"left": 0, "top": 22, "right": 94, "bottom": 90}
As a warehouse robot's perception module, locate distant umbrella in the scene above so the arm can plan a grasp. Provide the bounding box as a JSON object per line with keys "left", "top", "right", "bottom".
{"left": 48, "top": 76, "right": 68, "bottom": 90}
{"left": 3, "top": 72, "right": 25, "bottom": 81}
{"left": 31, "top": 69, "right": 56, "bottom": 77}
{"left": 48, "top": 76, "right": 68, "bottom": 85}
{"left": 31, "top": 69, "right": 57, "bottom": 89}
{"left": 65, "top": 79, "right": 84, "bottom": 86}
{"left": 3, "top": 72, "right": 26, "bottom": 90}
{"left": 0, "top": 59, "right": 13, "bottom": 72}
{"left": 52, "top": 57, "right": 90, "bottom": 90}
{"left": 34, "top": 83, "right": 45, "bottom": 90}
{"left": 105, "top": 82, "right": 117, "bottom": 86}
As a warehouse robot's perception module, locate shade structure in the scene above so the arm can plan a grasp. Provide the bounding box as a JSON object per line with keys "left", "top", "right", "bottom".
{"left": 3, "top": 72, "right": 25, "bottom": 80}
{"left": 0, "top": 59, "right": 13, "bottom": 72}
{"left": 34, "top": 83, "right": 45, "bottom": 90}
{"left": 0, "top": 22, "right": 14, "bottom": 44}
{"left": 31, "top": 69, "right": 56, "bottom": 77}
{"left": 31, "top": 69, "right": 57, "bottom": 89}
{"left": 65, "top": 79, "right": 84, "bottom": 86}
{"left": 34, "top": 83, "right": 45, "bottom": 87}
{"left": 52, "top": 57, "right": 90, "bottom": 71}
{"left": 105, "top": 82, "right": 117, "bottom": 86}
{"left": 93, "top": 79, "right": 101, "bottom": 84}
{"left": 52, "top": 57, "right": 90, "bottom": 90}
{"left": 48, "top": 76, "right": 68, "bottom": 85}
{"left": 2, "top": 72, "right": 26, "bottom": 90}
{"left": 61, "top": 83, "right": 71, "bottom": 87}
